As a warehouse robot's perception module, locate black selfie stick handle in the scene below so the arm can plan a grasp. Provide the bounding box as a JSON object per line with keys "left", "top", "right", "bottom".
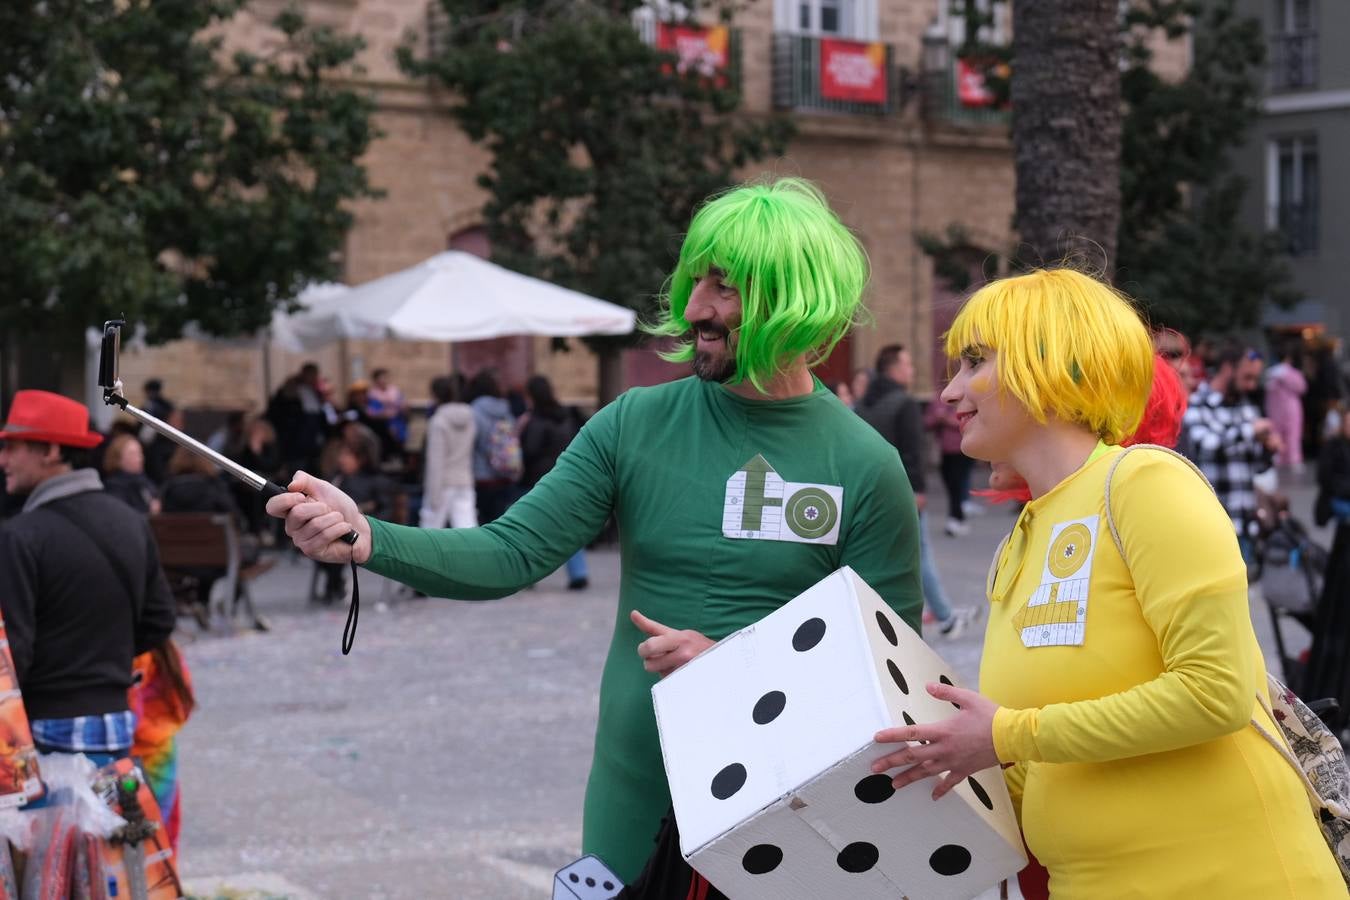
{"left": 262, "top": 480, "right": 361, "bottom": 655}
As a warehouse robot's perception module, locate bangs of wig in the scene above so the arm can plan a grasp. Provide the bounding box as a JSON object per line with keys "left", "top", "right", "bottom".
{"left": 646, "top": 178, "right": 868, "bottom": 392}
{"left": 944, "top": 268, "right": 1155, "bottom": 444}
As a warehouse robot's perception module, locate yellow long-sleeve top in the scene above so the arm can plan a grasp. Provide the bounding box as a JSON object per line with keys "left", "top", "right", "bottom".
{"left": 982, "top": 444, "right": 1343, "bottom": 898}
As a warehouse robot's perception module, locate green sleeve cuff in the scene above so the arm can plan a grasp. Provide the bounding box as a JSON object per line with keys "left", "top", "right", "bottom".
{"left": 993, "top": 705, "right": 1040, "bottom": 763}
{"left": 364, "top": 516, "right": 386, "bottom": 569}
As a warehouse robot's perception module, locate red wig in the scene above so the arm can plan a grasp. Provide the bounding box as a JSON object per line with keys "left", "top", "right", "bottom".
{"left": 973, "top": 355, "right": 1188, "bottom": 504}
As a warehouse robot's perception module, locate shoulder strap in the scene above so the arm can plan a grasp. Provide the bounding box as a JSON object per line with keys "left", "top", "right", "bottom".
{"left": 1103, "top": 443, "right": 1214, "bottom": 559}
{"left": 1250, "top": 676, "right": 1334, "bottom": 815}
{"left": 42, "top": 500, "right": 142, "bottom": 631}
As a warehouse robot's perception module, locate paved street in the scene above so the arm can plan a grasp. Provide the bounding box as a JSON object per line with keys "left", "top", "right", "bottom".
{"left": 176, "top": 468, "right": 1322, "bottom": 899}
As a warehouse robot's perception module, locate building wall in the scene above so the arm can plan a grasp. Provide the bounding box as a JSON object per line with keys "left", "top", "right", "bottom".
{"left": 124, "top": 0, "right": 1018, "bottom": 420}
{"left": 1230, "top": 0, "right": 1350, "bottom": 339}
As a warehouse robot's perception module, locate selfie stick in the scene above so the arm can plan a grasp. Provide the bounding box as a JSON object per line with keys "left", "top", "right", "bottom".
{"left": 97, "top": 319, "right": 362, "bottom": 653}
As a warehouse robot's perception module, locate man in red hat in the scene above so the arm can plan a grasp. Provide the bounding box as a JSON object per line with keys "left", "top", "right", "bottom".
{"left": 0, "top": 390, "right": 176, "bottom": 764}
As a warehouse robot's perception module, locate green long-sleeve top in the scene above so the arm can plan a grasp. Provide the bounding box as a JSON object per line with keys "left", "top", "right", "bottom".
{"left": 364, "top": 376, "right": 922, "bottom": 882}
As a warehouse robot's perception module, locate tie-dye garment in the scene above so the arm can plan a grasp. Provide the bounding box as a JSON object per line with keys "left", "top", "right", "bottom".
{"left": 129, "top": 650, "right": 193, "bottom": 853}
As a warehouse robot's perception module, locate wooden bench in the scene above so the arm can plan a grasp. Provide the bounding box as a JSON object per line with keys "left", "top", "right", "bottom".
{"left": 148, "top": 513, "right": 274, "bottom": 632}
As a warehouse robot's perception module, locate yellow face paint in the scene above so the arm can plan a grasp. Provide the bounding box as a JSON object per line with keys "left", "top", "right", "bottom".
{"left": 969, "top": 369, "right": 995, "bottom": 395}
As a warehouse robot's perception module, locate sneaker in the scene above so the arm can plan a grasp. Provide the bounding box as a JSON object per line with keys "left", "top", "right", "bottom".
{"left": 939, "top": 606, "right": 982, "bottom": 639}
{"left": 567, "top": 577, "right": 590, "bottom": 591}
{"left": 944, "top": 518, "right": 971, "bottom": 537}
{"left": 963, "top": 500, "right": 986, "bottom": 518}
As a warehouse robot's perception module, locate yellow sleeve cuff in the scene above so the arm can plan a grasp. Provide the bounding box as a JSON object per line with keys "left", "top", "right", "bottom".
{"left": 992, "top": 705, "right": 1041, "bottom": 763}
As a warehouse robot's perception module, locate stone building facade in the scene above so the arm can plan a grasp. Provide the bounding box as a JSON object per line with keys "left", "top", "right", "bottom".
{"left": 119, "top": 0, "right": 1028, "bottom": 424}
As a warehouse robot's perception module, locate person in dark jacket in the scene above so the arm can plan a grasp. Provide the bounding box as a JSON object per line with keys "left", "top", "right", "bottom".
{"left": 160, "top": 446, "right": 249, "bottom": 621}
{"left": 519, "top": 375, "right": 589, "bottom": 589}
{"left": 317, "top": 439, "right": 392, "bottom": 602}
{"left": 468, "top": 369, "right": 521, "bottom": 524}
{"left": 160, "top": 446, "right": 237, "bottom": 517}
{"left": 1303, "top": 414, "right": 1350, "bottom": 726}
{"left": 0, "top": 391, "right": 176, "bottom": 761}
{"left": 856, "top": 344, "right": 976, "bottom": 637}
{"left": 101, "top": 433, "right": 159, "bottom": 515}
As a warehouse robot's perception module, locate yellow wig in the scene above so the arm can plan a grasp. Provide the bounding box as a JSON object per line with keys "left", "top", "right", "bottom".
{"left": 944, "top": 268, "right": 1155, "bottom": 445}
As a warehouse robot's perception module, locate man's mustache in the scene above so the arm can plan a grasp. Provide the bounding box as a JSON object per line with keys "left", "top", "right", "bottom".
{"left": 687, "top": 323, "right": 731, "bottom": 341}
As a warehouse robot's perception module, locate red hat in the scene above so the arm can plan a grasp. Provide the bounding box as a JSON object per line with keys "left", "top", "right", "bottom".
{"left": 0, "top": 390, "right": 104, "bottom": 449}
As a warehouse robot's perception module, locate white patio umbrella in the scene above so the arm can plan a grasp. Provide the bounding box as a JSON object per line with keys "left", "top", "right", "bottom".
{"left": 269, "top": 281, "right": 351, "bottom": 353}
{"left": 274, "top": 251, "right": 636, "bottom": 351}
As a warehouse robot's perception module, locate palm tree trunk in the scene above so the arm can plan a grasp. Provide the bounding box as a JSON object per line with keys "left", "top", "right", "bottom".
{"left": 1011, "top": 0, "right": 1123, "bottom": 274}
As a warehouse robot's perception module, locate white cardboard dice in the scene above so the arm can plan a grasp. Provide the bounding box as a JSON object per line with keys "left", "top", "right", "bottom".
{"left": 553, "top": 854, "right": 623, "bottom": 899}
{"left": 652, "top": 566, "right": 1026, "bottom": 899}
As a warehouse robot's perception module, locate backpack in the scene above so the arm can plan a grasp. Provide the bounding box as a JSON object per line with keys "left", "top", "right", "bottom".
{"left": 486, "top": 417, "right": 523, "bottom": 481}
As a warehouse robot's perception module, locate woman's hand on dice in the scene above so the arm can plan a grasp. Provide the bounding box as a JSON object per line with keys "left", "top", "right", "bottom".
{"left": 631, "top": 610, "right": 715, "bottom": 677}
{"left": 871, "top": 681, "right": 1002, "bottom": 800}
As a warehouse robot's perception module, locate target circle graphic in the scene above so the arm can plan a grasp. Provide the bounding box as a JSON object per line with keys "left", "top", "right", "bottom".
{"left": 1048, "top": 523, "right": 1092, "bottom": 579}
{"left": 785, "top": 487, "right": 838, "bottom": 539}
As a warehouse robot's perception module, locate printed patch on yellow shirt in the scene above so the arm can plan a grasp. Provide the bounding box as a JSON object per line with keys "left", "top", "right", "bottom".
{"left": 1014, "top": 515, "right": 1099, "bottom": 648}
{"left": 722, "top": 454, "right": 843, "bottom": 545}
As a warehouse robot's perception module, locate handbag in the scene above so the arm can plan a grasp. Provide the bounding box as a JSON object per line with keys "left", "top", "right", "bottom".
{"left": 1104, "top": 444, "right": 1350, "bottom": 886}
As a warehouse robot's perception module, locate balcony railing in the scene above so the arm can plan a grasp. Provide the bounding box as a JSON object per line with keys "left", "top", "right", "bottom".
{"left": 772, "top": 33, "right": 897, "bottom": 116}
{"left": 1276, "top": 200, "right": 1319, "bottom": 256}
{"left": 919, "top": 36, "right": 1009, "bottom": 128}
{"left": 1269, "top": 32, "right": 1318, "bottom": 92}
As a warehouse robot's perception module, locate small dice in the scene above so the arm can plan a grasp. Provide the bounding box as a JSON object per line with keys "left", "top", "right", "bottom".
{"left": 553, "top": 854, "right": 624, "bottom": 899}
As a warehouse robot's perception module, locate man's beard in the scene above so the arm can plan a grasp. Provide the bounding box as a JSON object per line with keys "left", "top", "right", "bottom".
{"left": 691, "top": 325, "right": 736, "bottom": 382}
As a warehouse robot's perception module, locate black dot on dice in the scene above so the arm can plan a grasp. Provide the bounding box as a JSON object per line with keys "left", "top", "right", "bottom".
{"left": 930, "top": 844, "right": 972, "bottom": 876}
{"left": 887, "top": 659, "right": 909, "bottom": 694}
{"left": 752, "top": 690, "right": 787, "bottom": 725}
{"left": 792, "top": 617, "right": 827, "bottom": 652}
{"left": 902, "top": 710, "right": 929, "bottom": 744}
{"left": 586, "top": 877, "right": 596, "bottom": 887}
{"left": 837, "top": 841, "right": 880, "bottom": 873}
{"left": 603, "top": 881, "right": 614, "bottom": 891}
{"left": 939, "top": 674, "right": 961, "bottom": 708}
{"left": 874, "top": 610, "right": 898, "bottom": 646}
{"left": 742, "top": 843, "right": 784, "bottom": 875}
{"left": 854, "top": 774, "right": 895, "bottom": 804}
{"left": 569, "top": 873, "right": 579, "bottom": 883}
{"left": 968, "top": 776, "right": 994, "bottom": 811}
{"left": 711, "top": 763, "right": 747, "bottom": 799}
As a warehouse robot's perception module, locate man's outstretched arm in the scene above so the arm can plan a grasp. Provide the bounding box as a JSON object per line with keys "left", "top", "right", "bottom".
{"left": 269, "top": 396, "right": 622, "bottom": 600}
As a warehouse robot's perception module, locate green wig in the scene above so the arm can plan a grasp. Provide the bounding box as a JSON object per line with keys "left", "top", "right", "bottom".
{"left": 646, "top": 178, "right": 868, "bottom": 392}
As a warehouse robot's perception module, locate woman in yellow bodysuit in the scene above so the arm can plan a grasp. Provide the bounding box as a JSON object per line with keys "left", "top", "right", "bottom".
{"left": 872, "top": 268, "right": 1343, "bottom": 898}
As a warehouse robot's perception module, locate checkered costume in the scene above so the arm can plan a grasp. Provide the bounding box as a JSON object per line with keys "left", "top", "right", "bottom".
{"left": 1181, "top": 383, "right": 1272, "bottom": 535}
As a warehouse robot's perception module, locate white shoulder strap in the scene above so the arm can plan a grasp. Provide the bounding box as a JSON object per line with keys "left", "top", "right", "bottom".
{"left": 1102, "top": 443, "right": 1214, "bottom": 559}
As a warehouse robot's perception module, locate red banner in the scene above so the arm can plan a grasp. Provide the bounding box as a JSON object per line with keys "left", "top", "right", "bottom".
{"left": 819, "top": 38, "right": 887, "bottom": 105}
{"left": 956, "top": 58, "right": 998, "bottom": 107}
{"left": 656, "top": 24, "right": 730, "bottom": 79}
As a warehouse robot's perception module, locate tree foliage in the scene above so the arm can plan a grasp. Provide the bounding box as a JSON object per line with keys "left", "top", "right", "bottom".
{"left": 399, "top": 0, "right": 793, "bottom": 397}
{"left": 922, "top": 0, "right": 1294, "bottom": 335}
{"left": 1116, "top": 0, "right": 1297, "bottom": 334}
{"left": 0, "top": 0, "right": 379, "bottom": 345}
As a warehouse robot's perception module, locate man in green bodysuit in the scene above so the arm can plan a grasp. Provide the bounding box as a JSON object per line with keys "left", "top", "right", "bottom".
{"left": 269, "top": 178, "right": 923, "bottom": 883}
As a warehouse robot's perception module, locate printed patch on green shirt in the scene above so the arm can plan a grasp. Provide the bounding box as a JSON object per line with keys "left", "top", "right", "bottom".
{"left": 722, "top": 454, "right": 844, "bottom": 545}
